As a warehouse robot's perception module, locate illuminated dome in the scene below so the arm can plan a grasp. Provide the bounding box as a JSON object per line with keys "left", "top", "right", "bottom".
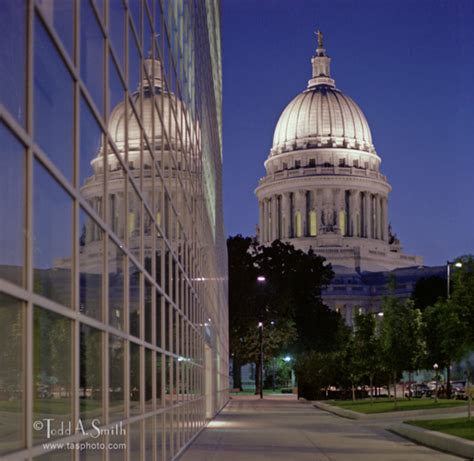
{"left": 270, "top": 36, "right": 374, "bottom": 156}
{"left": 92, "top": 59, "right": 198, "bottom": 172}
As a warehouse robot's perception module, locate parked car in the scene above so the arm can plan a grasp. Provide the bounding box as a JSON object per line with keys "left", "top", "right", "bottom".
{"left": 450, "top": 380, "right": 465, "bottom": 399}
{"left": 405, "top": 383, "right": 432, "bottom": 398}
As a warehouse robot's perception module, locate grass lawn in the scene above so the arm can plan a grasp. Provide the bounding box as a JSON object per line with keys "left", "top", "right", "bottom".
{"left": 328, "top": 398, "right": 466, "bottom": 414}
{"left": 406, "top": 417, "right": 474, "bottom": 441}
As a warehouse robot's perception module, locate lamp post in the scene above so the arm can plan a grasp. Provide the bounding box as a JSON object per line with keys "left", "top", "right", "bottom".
{"left": 284, "top": 355, "right": 294, "bottom": 388}
{"left": 257, "top": 275, "right": 266, "bottom": 399}
{"left": 258, "top": 321, "right": 263, "bottom": 399}
{"left": 446, "top": 260, "right": 462, "bottom": 300}
{"left": 433, "top": 363, "right": 439, "bottom": 403}
{"left": 446, "top": 260, "right": 462, "bottom": 398}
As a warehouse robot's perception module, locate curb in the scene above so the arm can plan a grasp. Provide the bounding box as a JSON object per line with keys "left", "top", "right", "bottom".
{"left": 390, "top": 422, "right": 474, "bottom": 459}
{"left": 313, "top": 401, "right": 467, "bottom": 420}
{"left": 313, "top": 401, "right": 363, "bottom": 420}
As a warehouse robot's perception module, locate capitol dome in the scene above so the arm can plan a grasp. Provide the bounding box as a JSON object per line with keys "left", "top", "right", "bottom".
{"left": 272, "top": 87, "right": 374, "bottom": 155}
{"left": 270, "top": 36, "right": 374, "bottom": 156}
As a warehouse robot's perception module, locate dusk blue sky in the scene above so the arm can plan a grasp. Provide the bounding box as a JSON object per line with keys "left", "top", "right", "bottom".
{"left": 221, "top": 0, "right": 474, "bottom": 266}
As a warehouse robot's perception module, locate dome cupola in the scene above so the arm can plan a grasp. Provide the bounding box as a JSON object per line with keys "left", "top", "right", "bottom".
{"left": 271, "top": 32, "right": 375, "bottom": 157}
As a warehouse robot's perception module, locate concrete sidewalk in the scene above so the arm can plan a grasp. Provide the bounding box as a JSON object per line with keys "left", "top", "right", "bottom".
{"left": 179, "top": 395, "right": 464, "bottom": 461}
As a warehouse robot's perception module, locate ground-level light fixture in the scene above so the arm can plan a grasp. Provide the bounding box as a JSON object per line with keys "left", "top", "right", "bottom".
{"left": 284, "top": 356, "right": 292, "bottom": 362}
{"left": 433, "top": 363, "right": 439, "bottom": 403}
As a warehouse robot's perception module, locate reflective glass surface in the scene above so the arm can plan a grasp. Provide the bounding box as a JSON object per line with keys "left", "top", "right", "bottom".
{"left": 33, "top": 306, "right": 72, "bottom": 442}
{"left": 0, "top": 294, "right": 24, "bottom": 455}
{"left": 0, "top": 124, "right": 25, "bottom": 286}
{"left": 33, "top": 160, "right": 72, "bottom": 307}
{"left": 0, "top": 0, "right": 26, "bottom": 126}
{"left": 34, "top": 15, "right": 73, "bottom": 179}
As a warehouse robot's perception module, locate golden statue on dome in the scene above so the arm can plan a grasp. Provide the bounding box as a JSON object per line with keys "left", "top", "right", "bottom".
{"left": 316, "top": 30, "right": 324, "bottom": 48}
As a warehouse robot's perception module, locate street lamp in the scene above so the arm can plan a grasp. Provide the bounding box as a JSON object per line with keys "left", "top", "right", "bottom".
{"left": 256, "top": 276, "right": 266, "bottom": 398}
{"left": 445, "top": 260, "right": 462, "bottom": 399}
{"left": 447, "top": 260, "right": 462, "bottom": 300}
{"left": 433, "top": 363, "right": 439, "bottom": 403}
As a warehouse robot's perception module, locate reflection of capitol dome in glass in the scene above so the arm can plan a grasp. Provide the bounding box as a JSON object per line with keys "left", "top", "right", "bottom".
{"left": 92, "top": 59, "right": 199, "bottom": 171}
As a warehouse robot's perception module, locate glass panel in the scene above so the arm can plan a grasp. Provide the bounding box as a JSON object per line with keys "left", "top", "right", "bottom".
{"left": 129, "top": 259, "right": 140, "bottom": 338}
{"left": 108, "top": 238, "right": 125, "bottom": 330}
{"left": 37, "top": 0, "right": 74, "bottom": 57}
{"left": 33, "top": 307, "right": 72, "bottom": 443}
{"left": 165, "top": 409, "right": 173, "bottom": 459}
{"left": 156, "top": 290, "right": 162, "bottom": 348}
{"left": 79, "top": 208, "right": 103, "bottom": 320}
{"left": 107, "top": 149, "right": 126, "bottom": 240}
{"left": 34, "top": 448, "right": 73, "bottom": 460}
{"left": 129, "top": 421, "right": 141, "bottom": 459}
{"left": 109, "top": 54, "right": 124, "bottom": 114}
{"left": 145, "top": 416, "right": 153, "bottom": 459}
{"left": 143, "top": 14, "right": 153, "bottom": 67}
{"left": 129, "top": 0, "right": 141, "bottom": 42}
{"left": 109, "top": 0, "right": 125, "bottom": 70}
{"left": 0, "top": 294, "right": 24, "bottom": 455}
{"left": 34, "top": 15, "right": 73, "bottom": 179}
{"left": 0, "top": 124, "right": 25, "bottom": 286}
{"left": 108, "top": 424, "right": 126, "bottom": 460}
{"left": 80, "top": 95, "right": 104, "bottom": 191}
{"left": 109, "top": 334, "right": 124, "bottom": 421}
{"left": 128, "top": 24, "right": 141, "bottom": 91}
{"left": 164, "top": 355, "right": 171, "bottom": 406}
{"left": 129, "top": 342, "right": 141, "bottom": 415}
{"left": 145, "top": 279, "right": 152, "bottom": 343}
{"left": 156, "top": 352, "right": 162, "bottom": 408}
{"left": 79, "top": 436, "right": 104, "bottom": 460}
{"left": 80, "top": 0, "right": 104, "bottom": 114}
{"left": 145, "top": 349, "right": 153, "bottom": 411}
{"left": 155, "top": 413, "right": 163, "bottom": 460}
{"left": 0, "top": 0, "right": 26, "bottom": 125}
{"left": 92, "top": 0, "right": 104, "bottom": 20}
{"left": 128, "top": 180, "right": 142, "bottom": 261}
{"left": 33, "top": 160, "right": 72, "bottom": 307}
{"left": 79, "top": 324, "right": 103, "bottom": 427}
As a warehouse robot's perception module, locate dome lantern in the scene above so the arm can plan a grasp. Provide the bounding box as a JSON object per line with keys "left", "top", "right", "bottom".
{"left": 308, "top": 30, "right": 335, "bottom": 88}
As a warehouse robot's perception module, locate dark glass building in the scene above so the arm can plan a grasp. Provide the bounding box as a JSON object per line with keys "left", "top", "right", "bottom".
{"left": 0, "top": 0, "right": 229, "bottom": 459}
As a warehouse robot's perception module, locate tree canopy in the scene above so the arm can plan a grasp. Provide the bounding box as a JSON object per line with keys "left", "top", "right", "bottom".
{"left": 227, "top": 235, "right": 342, "bottom": 388}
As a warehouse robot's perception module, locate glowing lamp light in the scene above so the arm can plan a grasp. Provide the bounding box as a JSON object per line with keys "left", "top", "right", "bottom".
{"left": 454, "top": 262, "right": 463, "bottom": 268}
{"left": 257, "top": 276, "right": 266, "bottom": 282}
{"left": 283, "top": 356, "right": 292, "bottom": 362}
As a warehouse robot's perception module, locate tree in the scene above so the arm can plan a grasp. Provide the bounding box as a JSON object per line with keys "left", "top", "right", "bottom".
{"left": 411, "top": 276, "right": 446, "bottom": 311}
{"left": 353, "top": 312, "right": 382, "bottom": 403}
{"left": 422, "top": 256, "right": 474, "bottom": 399}
{"left": 449, "top": 256, "right": 474, "bottom": 347}
{"left": 380, "top": 292, "right": 425, "bottom": 405}
{"left": 227, "top": 235, "right": 336, "bottom": 391}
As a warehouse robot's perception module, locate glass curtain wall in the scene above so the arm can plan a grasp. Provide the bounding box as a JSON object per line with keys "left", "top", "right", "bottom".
{"left": 0, "top": 0, "right": 229, "bottom": 459}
